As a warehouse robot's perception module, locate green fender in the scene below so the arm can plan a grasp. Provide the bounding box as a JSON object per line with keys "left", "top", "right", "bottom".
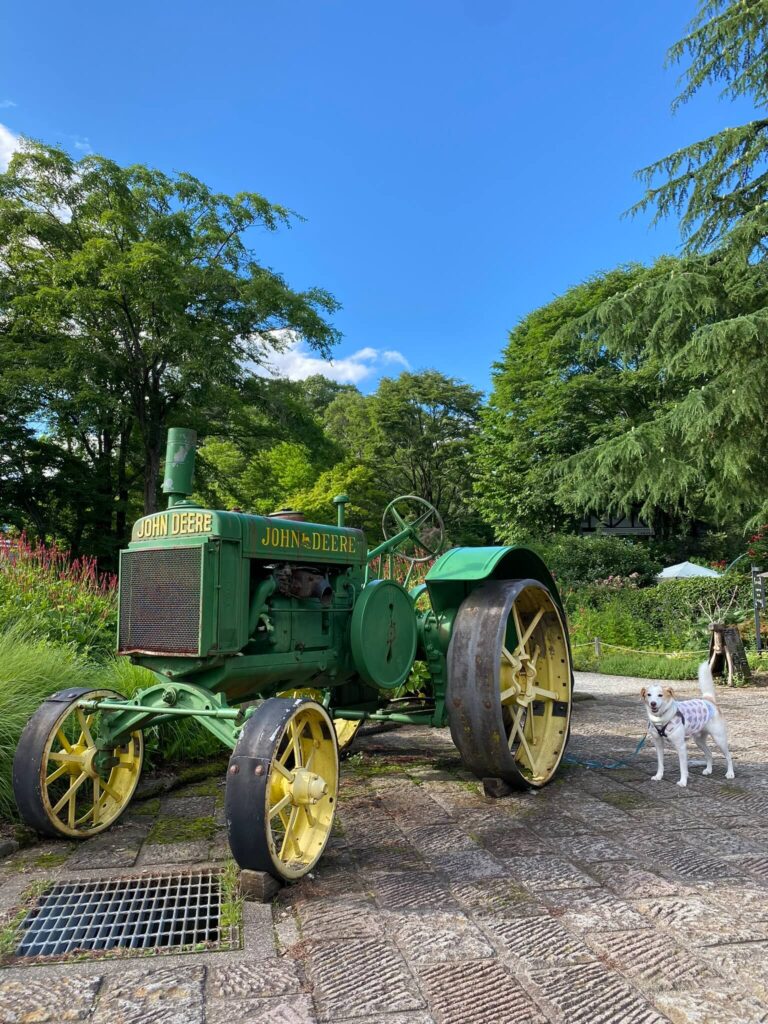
{"left": 425, "top": 545, "right": 565, "bottom": 623}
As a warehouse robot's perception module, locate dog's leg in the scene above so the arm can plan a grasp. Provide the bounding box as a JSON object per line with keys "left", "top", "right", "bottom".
{"left": 651, "top": 733, "right": 664, "bottom": 781}
{"left": 708, "top": 720, "right": 735, "bottom": 779}
{"left": 694, "top": 733, "right": 713, "bottom": 775}
{"left": 670, "top": 732, "right": 688, "bottom": 787}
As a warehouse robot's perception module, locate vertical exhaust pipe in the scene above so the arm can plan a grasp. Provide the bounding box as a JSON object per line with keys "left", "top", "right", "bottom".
{"left": 162, "top": 428, "right": 197, "bottom": 508}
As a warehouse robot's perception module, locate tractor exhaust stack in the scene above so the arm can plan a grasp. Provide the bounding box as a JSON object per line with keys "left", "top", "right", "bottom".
{"left": 162, "top": 427, "right": 198, "bottom": 507}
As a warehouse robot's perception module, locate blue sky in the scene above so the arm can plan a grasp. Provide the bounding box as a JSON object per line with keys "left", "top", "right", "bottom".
{"left": 0, "top": 1, "right": 756, "bottom": 392}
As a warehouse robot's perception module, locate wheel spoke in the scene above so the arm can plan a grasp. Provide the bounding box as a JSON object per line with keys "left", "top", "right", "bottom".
{"left": 52, "top": 771, "right": 88, "bottom": 816}
{"left": 279, "top": 806, "right": 301, "bottom": 860}
{"left": 76, "top": 786, "right": 109, "bottom": 827}
{"left": 501, "top": 645, "right": 522, "bottom": 670}
{"left": 48, "top": 750, "right": 84, "bottom": 765}
{"left": 92, "top": 777, "right": 100, "bottom": 824}
{"left": 45, "top": 763, "right": 70, "bottom": 785}
{"left": 273, "top": 759, "right": 294, "bottom": 782}
{"left": 304, "top": 805, "right": 316, "bottom": 827}
{"left": 531, "top": 685, "right": 559, "bottom": 701}
{"left": 76, "top": 708, "right": 95, "bottom": 748}
{"left": 56, "top": 729, "right": 73, "bottom": 753}
{"left": 507, "top": 706, "right": 536, "bottom": 768}
{"left": 269, "top": 793, "right": 292, "bottom": 820}
{"left": 389, "top": 506, "right": 409, "bottom": 532}
{"left": 499, "top": 685, "right": 518, "bottom": 704}
{"left": 98, "top": 777, "right": 123, "bottom": 803}
{"left": 290, "top": 721, "right": 303, "bottom": 768}
{"left": 515, "top": 607, "right": 545, "bottom": 656}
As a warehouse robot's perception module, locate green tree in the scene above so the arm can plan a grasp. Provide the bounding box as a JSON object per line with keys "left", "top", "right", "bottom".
{"left": 367, "top": 371, "right": 487, "bottom": 543}
{"left": 0, "top": 140, "right": 339, "bottom": 556}
{"left": 557, "top": 0, "right": 768, "bottom": 531}
{"left": 473, "top": 265, "right": 694, "bottom": 540}
{"left": 299, "top": 375, "right": 358, "bottom": 417}
{"left": 634, "top": 0, "right": 768, "bottom": 251}
{"left": 323, "top": 389, "right": 374, "bottom": 462}
{"left": 286, "top": 463, "right": 389, "bottom": 538}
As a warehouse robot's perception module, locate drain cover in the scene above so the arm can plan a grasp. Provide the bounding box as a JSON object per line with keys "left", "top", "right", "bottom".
{"left": 8, "top": 868, "right": 240, "bottom": 963}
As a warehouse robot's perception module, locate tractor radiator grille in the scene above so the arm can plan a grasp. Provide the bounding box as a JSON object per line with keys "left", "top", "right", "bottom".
{"left": 118, "top": 547, "right": 203, "bottom": 655}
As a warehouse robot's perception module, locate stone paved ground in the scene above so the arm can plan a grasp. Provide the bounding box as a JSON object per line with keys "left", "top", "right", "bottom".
{"left": 2, "top": 672, "right": 768, "bottom": 1024}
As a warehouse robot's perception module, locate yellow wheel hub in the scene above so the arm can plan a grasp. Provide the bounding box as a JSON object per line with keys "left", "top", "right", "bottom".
{"left": 40, "top": 691, "right": 143, "bottom": 837}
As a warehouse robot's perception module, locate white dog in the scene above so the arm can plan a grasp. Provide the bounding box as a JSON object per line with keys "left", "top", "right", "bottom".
{"left": 641, "top": 662, "right": 735, "bottom": 787}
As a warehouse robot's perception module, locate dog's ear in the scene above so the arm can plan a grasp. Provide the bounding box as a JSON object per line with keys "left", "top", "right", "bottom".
{"left": 640, "top": 687, "right": 647, "bottom": 699}
{"left": 663, "top": 686, "right": 675, "bottom": 699}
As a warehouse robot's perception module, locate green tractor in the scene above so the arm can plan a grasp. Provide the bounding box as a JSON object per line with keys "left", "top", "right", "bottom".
{"left": 13, "top": 428, "right": 573, "bottom": 881}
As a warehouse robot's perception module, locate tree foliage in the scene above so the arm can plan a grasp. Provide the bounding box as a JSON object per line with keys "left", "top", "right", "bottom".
{"left": 561, "top": 1, "right": 768, "bottom": 530}
{"left": 322, "top": 370, "right": 487, "bottom": 543}
{"left": 634, "top": 0, "right": 768, "bottom": 251}
{"left": 0, "top": 141, "right": 339, "bottom": 559}
{"left": 473, "top": 264, "right": 700, "bottom": 540}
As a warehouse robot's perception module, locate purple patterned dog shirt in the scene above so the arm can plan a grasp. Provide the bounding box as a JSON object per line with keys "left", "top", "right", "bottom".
{"left": 678, "top": 698, "right": 716, "bottom": 737}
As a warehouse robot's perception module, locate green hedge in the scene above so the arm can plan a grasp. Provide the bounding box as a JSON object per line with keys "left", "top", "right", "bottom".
{"left": 531, "top": 534, "right": 662, "bottom": 590}
{"left": 567, "top": 575, "right": 753, "bottom": 654}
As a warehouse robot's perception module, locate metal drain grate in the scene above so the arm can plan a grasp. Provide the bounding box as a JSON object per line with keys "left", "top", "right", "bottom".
{"left": 10, "top": 869, "right": 240, "bottom": 962}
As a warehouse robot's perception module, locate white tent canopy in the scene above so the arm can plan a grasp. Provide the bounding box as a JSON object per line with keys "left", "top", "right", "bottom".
{"left": 656, "top": 561, "right": 722, "bottom": 580}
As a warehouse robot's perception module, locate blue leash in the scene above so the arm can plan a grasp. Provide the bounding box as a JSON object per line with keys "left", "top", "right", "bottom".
{"left": 563, "top": 735, "right": 647, "bottom": 770}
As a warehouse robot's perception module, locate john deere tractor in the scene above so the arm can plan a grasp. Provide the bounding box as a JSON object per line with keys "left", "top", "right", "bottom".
{"left": 13, "top": 428, "right": 572, "bottom": 881}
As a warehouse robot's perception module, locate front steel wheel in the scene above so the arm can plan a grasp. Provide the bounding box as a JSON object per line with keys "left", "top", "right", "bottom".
{"left": 447, "top": 580, "right": 572, "bottom": 789}
{"left": 13, "top": 688, "right": 144, "bottom": 838}
{"left": 226, "top": 698, "right": 339, "bottom": 881}
{"left": 277, "top": 688, "right": 361, "bottom": 753}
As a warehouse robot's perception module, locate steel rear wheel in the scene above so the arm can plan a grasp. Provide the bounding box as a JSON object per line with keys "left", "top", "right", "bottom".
{"left": 12, "top": 688, "right": 144, "bottom": 838}
{"left": 447, "top": 579, "right": 572, "bottom": 789}
{"left": 226, "top": 698, "right": 339, "bottom": 881}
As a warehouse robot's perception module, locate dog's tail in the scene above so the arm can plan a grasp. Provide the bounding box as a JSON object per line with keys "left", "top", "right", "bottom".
{"left": 698, "top": 660, "right": 717, "bottom": 701}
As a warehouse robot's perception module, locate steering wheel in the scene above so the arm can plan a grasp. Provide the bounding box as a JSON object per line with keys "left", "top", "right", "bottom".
{"left": 381, "top": 495, "right": 445, "bottom": 563}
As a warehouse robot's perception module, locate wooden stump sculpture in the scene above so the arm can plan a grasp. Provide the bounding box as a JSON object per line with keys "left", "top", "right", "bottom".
{"left": 709, "top": 623, "right": 751, "bottom": 685}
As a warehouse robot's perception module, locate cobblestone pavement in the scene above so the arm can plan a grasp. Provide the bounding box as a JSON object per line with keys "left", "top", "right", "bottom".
{"left": 2, "top": 672, "right": 768, "bottom": 1023}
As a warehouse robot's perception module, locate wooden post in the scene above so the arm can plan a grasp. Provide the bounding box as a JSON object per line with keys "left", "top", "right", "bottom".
{"left": 709, "top": 623, "right": 751, "bottom": 685}
{"left": 594, "top": 637, "right": 602, "bottom": 658}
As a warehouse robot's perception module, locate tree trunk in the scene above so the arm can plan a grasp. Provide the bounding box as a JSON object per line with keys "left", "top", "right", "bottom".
{"left": 709, "top": 623, "right": 751, "bottom": 685}
{"left": 115, "top": 422, "right": 133, "bottom": 545}
{"left": 143, "top": 440, "right": 162, "bottom": 515}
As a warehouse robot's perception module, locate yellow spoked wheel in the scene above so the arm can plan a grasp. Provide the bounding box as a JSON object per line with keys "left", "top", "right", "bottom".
{"left": 278, "top": 687, "right": 361, "bottom": 754}
{"left": 447, "top": 579, "right": 572, "bottom": 789}
{"left": 226, "top": 698, "right": 339, "bottom": 881}
{"left": 12, "top": 688, "right": 144, "bottom": 838}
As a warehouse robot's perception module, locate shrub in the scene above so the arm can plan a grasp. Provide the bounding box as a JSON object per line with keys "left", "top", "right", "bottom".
{"left": 0, "top": 535, "right": 117, "bottom": 659}
{"left": 748, "top": 525, "right": 768, "bottom": 569}
{"left": 567, "top": 575, "right": 753, "bottom": 654}
{"left": 531, "top": 534, "right": 661, "bottom": 591}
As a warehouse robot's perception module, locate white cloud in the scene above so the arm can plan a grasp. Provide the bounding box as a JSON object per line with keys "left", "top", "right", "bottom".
{"left": 0, "top": 100, "right": 16, "bottom": 110}
{"left": 0, "top": 122, "right": 20, "bottom": 171}
{"left": 382, "top": 350, "right": 411, "bottom": 368}
{"left": 255, "top": 331, "right": 411, "bottom": 386}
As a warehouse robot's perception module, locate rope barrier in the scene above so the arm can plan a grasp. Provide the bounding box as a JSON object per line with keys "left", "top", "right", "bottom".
{"left": 569, "top": 639, "right": 710, "bottom": 658}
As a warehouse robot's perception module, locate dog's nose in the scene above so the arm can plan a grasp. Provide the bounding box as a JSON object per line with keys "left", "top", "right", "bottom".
{"left": 650, "top": 702, "right": 657, "bottom": 710}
